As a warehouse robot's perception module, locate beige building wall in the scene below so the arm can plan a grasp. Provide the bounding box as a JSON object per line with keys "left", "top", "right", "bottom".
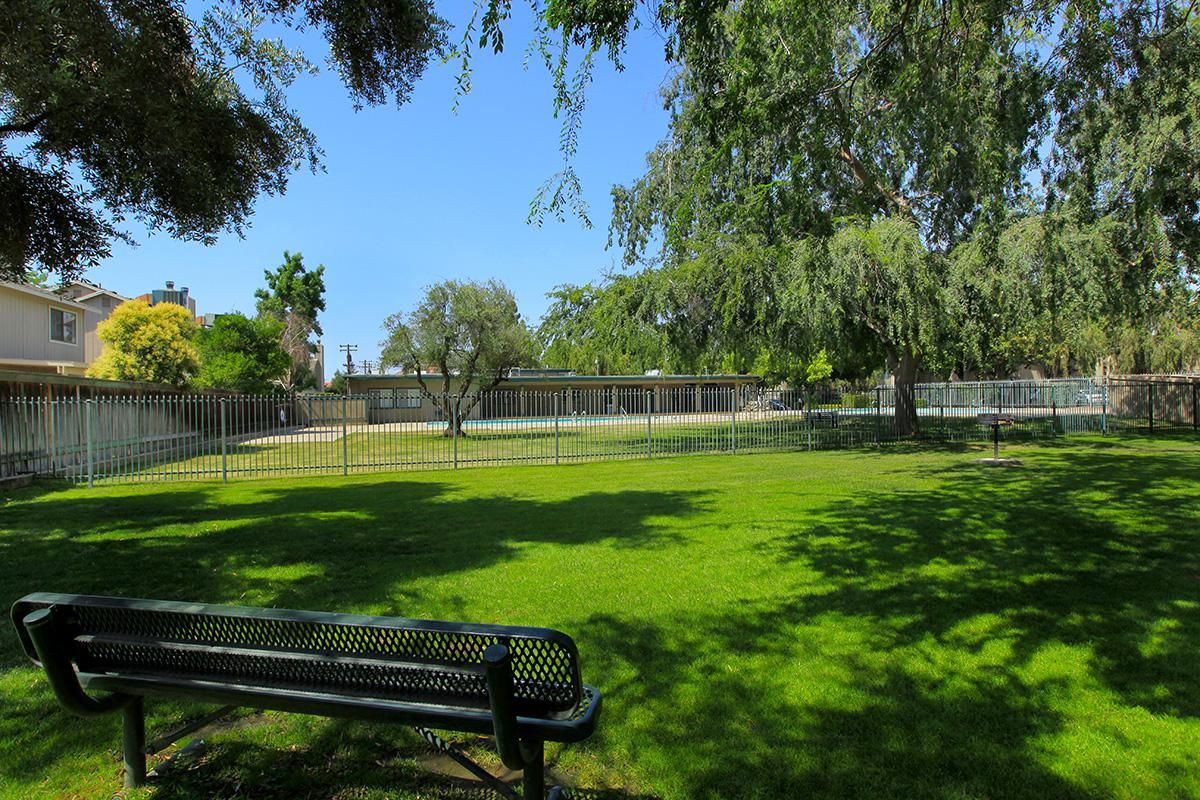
{"left": 0, "top": 283, "right": 100, "bottom": 375}
{"left": 345, "top": 373, "right": 758, "bottom": 424}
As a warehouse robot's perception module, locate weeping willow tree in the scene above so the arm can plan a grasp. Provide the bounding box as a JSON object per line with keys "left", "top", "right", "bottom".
{"left": 532, "top": 0, "right": 1200, "bottom": 433}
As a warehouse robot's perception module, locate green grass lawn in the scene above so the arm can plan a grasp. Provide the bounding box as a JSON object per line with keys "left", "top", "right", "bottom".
{"left": 90, "top": 410, "right": 1121, "bottom": 483}
{"left": 2, "top": 436, "right": 1198, "bottom": 799}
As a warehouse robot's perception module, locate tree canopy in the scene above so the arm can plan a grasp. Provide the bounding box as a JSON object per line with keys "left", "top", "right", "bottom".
{"left": 255, "top": 251, "right": 326, "bottom": 391}
{"left": 539, "top": 0, "right": 1200, "bottom": 431}
{"left": 0, "top": 0, "right": 446, "bottom": 282}
{"left": 195, "top": 313, "right": 291, "bottom": 393}
{"left": 539, "top": 277, "right": 670, "bottom": 376}
{"left": 380, "top": 279, "right": 536, "bottom": 435}
{"left": 88, "top": 300, "right": 200, "bottom": 386}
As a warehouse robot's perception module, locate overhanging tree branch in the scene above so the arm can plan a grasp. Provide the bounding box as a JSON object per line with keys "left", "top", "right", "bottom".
{"left": 0, "top": 110, "right": 50, "bottom": 136}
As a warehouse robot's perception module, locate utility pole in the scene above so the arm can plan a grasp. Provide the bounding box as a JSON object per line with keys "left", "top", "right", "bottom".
{"left": 339, "top": 344, "right": 358, "bottom": 395}
{"left": 360, "top": 360, "right": 375, "bottom": 375}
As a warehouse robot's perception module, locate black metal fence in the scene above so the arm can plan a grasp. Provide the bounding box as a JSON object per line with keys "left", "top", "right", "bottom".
{"left": 1, "top": 376, "right": 1195, "bottom": 485}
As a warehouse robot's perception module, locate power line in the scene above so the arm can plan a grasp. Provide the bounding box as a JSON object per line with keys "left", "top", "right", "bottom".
{"left": 338, "top": 344, "right": 358, "bottom": 376}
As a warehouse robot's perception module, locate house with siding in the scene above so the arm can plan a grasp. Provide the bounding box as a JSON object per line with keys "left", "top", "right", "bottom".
{"left": 0, "top": 281, "right": 105, "bottom": 376}
{"left": 58, "top": 280, "right": 130, "bottom": 327}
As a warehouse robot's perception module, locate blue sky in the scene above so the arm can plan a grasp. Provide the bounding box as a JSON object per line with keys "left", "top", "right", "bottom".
{"left": 94, "top": 5, "right": 672, "bottom": 371}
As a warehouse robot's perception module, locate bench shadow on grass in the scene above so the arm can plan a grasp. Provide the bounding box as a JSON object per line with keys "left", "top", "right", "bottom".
{"left": 568, "top": 444, "right": 1200, "bottom": 799}
{"left": 147, "top": 719, "right": 661, "bottom": 800}
{"left": 0, "top": 478, "right": 703, "bottom": 797}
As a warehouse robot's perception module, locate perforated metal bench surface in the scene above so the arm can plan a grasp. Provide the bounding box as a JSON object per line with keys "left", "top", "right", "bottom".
{"left": 13, "top": 592, "right": 600, "bottom": 797}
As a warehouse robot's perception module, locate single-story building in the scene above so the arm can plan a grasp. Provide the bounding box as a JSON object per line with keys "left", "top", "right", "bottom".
{"left": 345, "top": 370, "right": 761, "bottom": 424}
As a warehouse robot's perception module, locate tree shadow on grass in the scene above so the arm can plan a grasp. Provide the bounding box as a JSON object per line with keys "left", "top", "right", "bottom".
{"left": 574, "top": 614, "right": 1096, "bottom": 800}
{"left": 0, "top": 479, "right": 706, "bottom": 619}
{"left": 0, "top": 477, "right": 707, "bottom": 792}
{"left": 3, "top": 442, "right": 1199, "bottom": 798}
{"left": 763, "top": 446, "right": 1200, "bottom": 716}
{"left": 555, "top": 445, "right": 1200, "bottom": 799}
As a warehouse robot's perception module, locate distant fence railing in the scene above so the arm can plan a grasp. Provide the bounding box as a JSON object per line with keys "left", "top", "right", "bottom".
{"left": 1, "top": 376, "right": 1195, "bottom": 485}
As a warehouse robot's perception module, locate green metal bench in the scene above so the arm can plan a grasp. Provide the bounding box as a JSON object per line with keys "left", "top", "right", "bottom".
{"left": 12, "top": 592, "right": 601, "bottom": 799}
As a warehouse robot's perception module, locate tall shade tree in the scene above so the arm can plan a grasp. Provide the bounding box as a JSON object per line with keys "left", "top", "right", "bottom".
{"left": 540, "top": 257, "right": 849, "bottom": 387}
{"left": 790, "top": 218, "right": 942, "bottom": 433}
{"left": 380, "top": 279, "right": 536, "bottom": 437}
{"left": 255, "top": 251, "right": 326, "bottom": 391}
{"left": 566, "top": 0, "right": 1200, "bottom": 431}
{"left": 195, "top": 313, "right": 291, "bottom": 393}
{"left": 947, "top": 215, "right": 1109, "bottom": 378}
{"left": 0, "top": 0, "right": 446, "bottom": 282}
{"left": 539, "top": 278, "right": 670, "bottom": 375}
{"left": 88, "top": 300, "right": 199, "bottom": 386}
{"left": 0, "top": 0, "right": 684, "bottom": 284}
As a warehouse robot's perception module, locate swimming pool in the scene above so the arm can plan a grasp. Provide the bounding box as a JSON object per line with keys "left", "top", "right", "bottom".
{"left": 427, "top": 415, "right": 628, "bottom": 427}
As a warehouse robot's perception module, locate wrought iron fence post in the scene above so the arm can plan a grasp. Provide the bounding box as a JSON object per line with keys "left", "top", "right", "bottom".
{"left": 807, "top": 389, "right": 814, "bottom": 451}
{"left": 939, "top": 384, "right": 945, "bottom": 441}
{"left": 85, "top": 398, "right": 95, "bottom": 488}
{"left": 220, "top": 398, "right": 228, "bottom": 483}
{"left": 1101, "top": 377, "right": 1108, "bottom": 434}
{"left": 1192, "top": 380, "right": 1198, "bottom": 432}
{"left": 452, "top": 398, "right": 459, "bottom": 469}
{"left": 554, "top": 393, "right": 560, "bottom": 465}
{"left": 342, "top": 394, "right": 349, "bottom": 476}
{"left": 1148, "top": 381, "right": 1155, "bottom": 434}
{"left": 730, "top": 387, "right": 737, "bottom": 453}
{"left": 646, "top": 390, "right": 653, "bottom": 459}
{"left": 875, "top": 387, "right": 882, "bottom": 444}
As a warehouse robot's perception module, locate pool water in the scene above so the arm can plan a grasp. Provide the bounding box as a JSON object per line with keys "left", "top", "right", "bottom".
{"left": 427, "top": 415, "right": 627, "bottom": 426}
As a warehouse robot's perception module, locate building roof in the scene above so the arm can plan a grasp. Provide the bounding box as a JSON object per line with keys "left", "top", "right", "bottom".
{"left": 0, "top": 280, "right": 91, "bottom": 311}
{"left": 72, "top": 287, "right": 130, "bottom": 303}
{"left": 0, "top": 368, "right": 193, "bottom": 392}
{"left": 58, "top": 279, "right": 129, "bottom": 303}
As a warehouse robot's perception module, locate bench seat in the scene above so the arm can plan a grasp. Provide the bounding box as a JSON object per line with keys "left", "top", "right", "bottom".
{"left": 13, "top": 592, "right": 601, "bottom": 798}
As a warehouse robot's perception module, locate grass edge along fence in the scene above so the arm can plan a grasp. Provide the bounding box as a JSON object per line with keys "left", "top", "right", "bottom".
{"left": 1, "top": 376, "right": 1196, "bottom": 485}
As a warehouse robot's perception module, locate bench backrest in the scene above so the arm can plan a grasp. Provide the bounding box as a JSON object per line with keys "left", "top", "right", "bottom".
{"left": 12, "top": 593, "right": 583, "bottom": 719}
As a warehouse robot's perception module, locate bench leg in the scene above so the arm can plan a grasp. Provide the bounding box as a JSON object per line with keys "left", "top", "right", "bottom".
{"left": 123, "top": 697, "right": 146, "bottom": 788}
{"left": 521, "top": 739, "right": 543, "bottom": 799}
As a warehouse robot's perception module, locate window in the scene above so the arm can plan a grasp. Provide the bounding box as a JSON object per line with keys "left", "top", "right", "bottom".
{"left": 369, "top": 389, "right": 422, "bottom": 409}
{"left": 369, "top": 389, "right": 394, "bottom": 409}
{"left": 49, "top": 308, "right": 77, "bottom": 345}
{"left": 396, "top": 388, "right": 423, "bottom": 409}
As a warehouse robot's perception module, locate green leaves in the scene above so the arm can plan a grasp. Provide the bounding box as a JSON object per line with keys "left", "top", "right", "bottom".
{"left": 791, "top": 216, "right": 942, "bottom": 366}
{"left": 195, "top": 313, "right": 291, "bottom": 393}
{"left": 254, "top": 251, "right": 327, "bottom": 334}
{"left": 0, "top": 0, "right": 447, "bottom": 280}
{"left": 588, "top": 0, "right": 1199, "bottom": 386}
{"left": 87, "top": 300, "right": 200, "bottom": 386}
{"left": 254, "top": 251, "right": 326, "bottom": 391}
{"left": 380, "top": 278, "right": 537, "bottom": 393}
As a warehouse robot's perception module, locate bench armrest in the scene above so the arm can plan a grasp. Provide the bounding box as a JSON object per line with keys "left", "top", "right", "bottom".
{"left": 484, "top": 642, "right": 535, "bottom": 770}
{"left": 21, "top": 606, "right": 133, "bottom": 717}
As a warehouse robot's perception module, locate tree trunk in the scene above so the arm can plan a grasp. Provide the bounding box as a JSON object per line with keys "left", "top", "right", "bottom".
{"left": 893, "top": 348, "right": 920, "bottom": 437}
{"left": 441, "top": 396, "right": 468, "bottom": 438}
